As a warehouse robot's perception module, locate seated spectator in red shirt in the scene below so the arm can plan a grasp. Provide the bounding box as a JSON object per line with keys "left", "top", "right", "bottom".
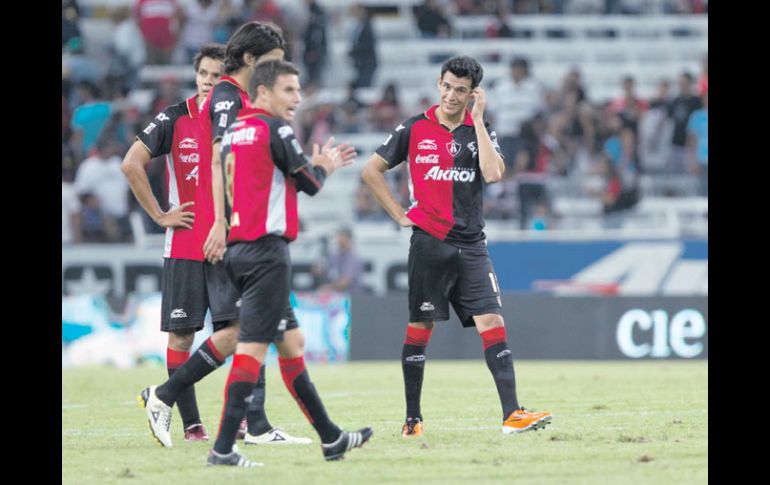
{"left": 134, "top": 0, "right": 181, "bottom": 65}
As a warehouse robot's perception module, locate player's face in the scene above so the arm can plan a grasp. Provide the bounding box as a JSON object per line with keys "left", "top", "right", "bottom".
{"left": 437, "top": 72, "right": 473, "bottom": 119}
{"left": 195, "top": 57, "right": 224, "bottom": 100}
{"left": 267, "top": 74, "right": 302, "bottom": 122}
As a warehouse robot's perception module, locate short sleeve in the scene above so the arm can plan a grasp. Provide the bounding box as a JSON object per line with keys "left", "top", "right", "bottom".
{"left": 136, "top": 107, "right": 177, "bottom": 157}
{"left": 374, "top": 121, "right": 411, "bottom": 169}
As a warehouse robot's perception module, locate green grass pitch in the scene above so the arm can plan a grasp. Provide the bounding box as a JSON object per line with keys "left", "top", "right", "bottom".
{"left": 62, "top": 360, "right": 707, "bottom": 484}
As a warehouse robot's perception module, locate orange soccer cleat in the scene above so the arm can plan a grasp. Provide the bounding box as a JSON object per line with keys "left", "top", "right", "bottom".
{"left": 401, "top": 417, "right": 424, "bottom": 437}
{"left": 502, "top": 408, "right": 552, "bottom": 434}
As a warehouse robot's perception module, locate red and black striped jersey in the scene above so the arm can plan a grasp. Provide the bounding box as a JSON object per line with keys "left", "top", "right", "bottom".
{"left": 193, "top": 75, "right": 250, "bottom": 253}
{"left": 136, "top": 95, "right": 204, "bottom": 261}
{"left": 220, "top": 107, "right": 328, "bottom": 243}
{"left": 375, "top": 105, "right": 503, "bottom": 244}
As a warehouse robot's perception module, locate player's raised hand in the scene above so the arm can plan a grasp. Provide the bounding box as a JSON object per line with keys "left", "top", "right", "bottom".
{"left": 203, "top": 220, "right": 227, "bottom": 264}
{"left": 156, "top": 201, "right": 195, "bottom": 229}
{"left": 470, "top": 87, "right": 486, "bottom": 122}
{"left": 330, "top": 142, "right": 357, "bottom": 169}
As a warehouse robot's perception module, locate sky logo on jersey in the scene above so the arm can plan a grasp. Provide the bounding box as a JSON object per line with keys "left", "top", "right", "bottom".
{"left": 214, "top": 100, "right": 235, "bottom": 113}
{"left": 178, "top": 138, "right": 198, "bottom": 149}
{"left": 222, "top": 126, "right": 257, "bottom": 146}
{"left": 278, "top": 125, "right": 294, "bottom": 139}
{"left": 156, "top": 112, "right": 170, "bottom": 122}
{"left": 415, "top": 154, "right": 439, "bottom": 164}
{"left": 418, "top": 139, "right": 437, "bottom": 150}
{"left": 179, "top": 153, "right": 199, "bottom": 164}
{"left": 424, "top": 166, "right": 476, "bottom": 182}
{"left": 446, "top": 140, "right": 462, "bottom": 156}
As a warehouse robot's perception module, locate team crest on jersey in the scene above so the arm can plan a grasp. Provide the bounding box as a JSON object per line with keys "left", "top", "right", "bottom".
{"left": 446, "top": 140, "right": 462, "bottom": 157}
{"left": 178, "top": 138, "right": 198, "bottom": 149}
{"left": 418, "top": 139, "right": 437, "bottom": 150}
{"left": 467, "top": 141, "right": 477, "bottom": 157}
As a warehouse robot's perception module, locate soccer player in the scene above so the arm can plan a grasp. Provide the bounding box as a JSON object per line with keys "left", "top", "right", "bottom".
{"left": 136, "top": 23, "right": 310, "bottom": 448}
{"left": 361, "top": 55, "right": 552, "bottom": 436}
{"left": 205, "top": 59, "right": 372, "bottom": 467}
{"left": 122, "top": 44, "right": 226, "bottom": 442}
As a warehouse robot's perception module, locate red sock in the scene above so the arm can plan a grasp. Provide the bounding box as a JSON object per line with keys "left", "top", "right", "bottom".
{"left": 166, "top": 347, "right": 189, "bottom": 371}
{"left": 279, "top": 356, "right": 312, "bottom": 422}
{"left": 216, "top": 354, "right": 261, "bottom": 439}
{"left": 480, "top": 327, "right": 507, "bottom": 350}
{"left": 404, "top": 326, "right": 433, "bottom": 346}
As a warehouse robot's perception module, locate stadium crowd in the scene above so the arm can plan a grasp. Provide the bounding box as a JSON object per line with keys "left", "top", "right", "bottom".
{"left": 62, "top": 0, "right": 708, "bottom": 243}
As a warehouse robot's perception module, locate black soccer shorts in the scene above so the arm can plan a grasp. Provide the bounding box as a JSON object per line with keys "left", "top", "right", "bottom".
{"left": 203, "top": 259, "right": 241, "bottom": 323}
{"left": 223, "top": 236, "right": 298, "bottom": 343}
{"left": 407, "top": 230, "right": 502, "bottom": 327}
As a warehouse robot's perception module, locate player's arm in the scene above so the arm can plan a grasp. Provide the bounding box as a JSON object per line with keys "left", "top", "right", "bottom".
{"left": 204, "top": 91, "right": 241, "bottom": 263}
{"left": 121, "top": 111, "right": 194, "bottom": 229}
{"left": 471, "top": 87, "right": 505, "bottom": 184}
{"left": 273, "top": 122, "right": 356, "bottom": 196}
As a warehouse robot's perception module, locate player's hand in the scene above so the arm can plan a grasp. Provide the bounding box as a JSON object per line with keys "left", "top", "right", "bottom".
{"left": 156, "top": 201, "right": 195, "bottom": 229}
{"left": 397, "top": 214, "right": 414, "bottom": 228}
{"left": 203, "top": 219, "right": 227, "bottom": 264}
{"left": 329, "top": 142, "right": 357, "bottom": 169}
{"left": 470, "top": 87, "right": 486, "bottom": 122}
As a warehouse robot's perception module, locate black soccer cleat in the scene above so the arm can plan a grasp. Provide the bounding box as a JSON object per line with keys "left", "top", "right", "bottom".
{"left": 206, "top": 445, "right": 263, "bottom": 468}
{"left": 321, "top": 427, "right": 373, "bottom": 461}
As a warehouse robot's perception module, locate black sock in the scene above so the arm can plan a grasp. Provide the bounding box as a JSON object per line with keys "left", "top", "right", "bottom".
{"left": 156, "top": 338, "right": 225, "bottom": 407}
{"left": 245, "top": 365, "right": 273, "bottom": 436}
{"left": 166, "top": 348, "right": 200, "bottom": 429}
{"left": 402, "top": 326, "right": 432, "bottom": 421}
{"left": 213, "top": 354, "right": 261, "bottom": 455}
{"left": 279, "top": 356, "right": 341, "bottom": 444}
{"left": 481, "top": 327, "right": 519, "bottom": 420}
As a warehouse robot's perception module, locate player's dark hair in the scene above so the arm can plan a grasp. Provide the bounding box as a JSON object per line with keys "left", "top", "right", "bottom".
{"left": 441, "top": 55, "right": 484, "bottom": 89}
{"left": 248, "top": 60, "right": 300, "bottom": 101}
{"left": 224, "top": 22, "right": 287, "bottom": 74}
{"left": 193, "top": 43, "right": 226, "bottom": 72}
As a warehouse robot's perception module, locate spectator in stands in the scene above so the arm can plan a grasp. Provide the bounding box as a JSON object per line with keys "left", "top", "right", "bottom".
{"left": 62, "top": 37, "right": 102, "bottom": 87}
{"left": 599, "top": 155, "right": 640, "bottom": 228}
{"left": 638, "top": 78, "right": 673, "bottom": 173}
{"left": 551, "top": 88, "right": 595, "bottom": 173}
{"left": 664, "top": 72, "right": 702, "bottom": 173}
{"left": 602, "top": 111, "right": 638, "bottom": 184}
{"left": 687, "top": 89, "right": 708, "bottom": 196}
{"left": 348, "top": 4, "right": 378, "bottom": 88}
{"left": 150, "top": 74, "right": 183, "bottom": 116}
{"left": 79, "top": 192, "right": 122, "bottom": 243}
{"left": 370, "top": 83, "right": 403, "bottom": 131}
{"left": 177, "top": 0, "right": 220, "bottom": 63}
{"left": 488, "top": 57, "right": 546, "bottom": 172}
{"left": 486, "top": 7, "right": 516, "bottom": 38}
{"left": 608, "top": 75, "right": 648, "bottom": 133}
{"left": 415, "top": 0, "right": 452, "bottom": 38}
{"left": 313, "top": 227, "right": 366, "bottom": 293}
{"left": 70, "top": 81, "right": 112, "bottom": 163}
{"left": 212, "top": 0, "right": 244, "bottom": 44}
{"left": 513, "top": 114, "right": 556, "bottom": 230}
{"left": 302, "top": 0, "right": 329, "bottom": 86}
{"left": 74, "top": 140, "right": 132, "bottom": 241}
{"left": 62, "top": 0, "right": 82, "bottom": 49}
{"left": 62, "top": 167, "right": 82, "bottom": 245}
{"left": 108, "top": 7, "right": 146, "bottom": 94}
{"left": 134, "top": 0, "right": 181, "bottom": 65}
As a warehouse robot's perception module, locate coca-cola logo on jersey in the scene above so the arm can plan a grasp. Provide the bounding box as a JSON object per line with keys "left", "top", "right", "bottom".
{"left": 415, "top": 154, "right": 440, "bottom": 164}
{"left": 179, "top": 153, "right": 199, "bottom": 164}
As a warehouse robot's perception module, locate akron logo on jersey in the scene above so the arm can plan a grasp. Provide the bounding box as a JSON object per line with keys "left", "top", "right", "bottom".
{"left": 446, "top": 140, "right": 462, "bottom": 157}
{"left": 424, "top": 166, "right": 476, "bottom": 182}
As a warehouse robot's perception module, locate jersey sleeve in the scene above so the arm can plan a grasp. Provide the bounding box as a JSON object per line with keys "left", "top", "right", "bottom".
{"left": 209, "top": 85, "right": 243, "bottom": 143}
{"left": 485, "top": 121, "right": 504, "bottom": 158}
{"left": 135, "top": 106, "right": 179, "bottom": 157}
{"left": 374, "top": 121, "right": 412, "bottom": 169}
{"left": 268, "top": 118, "right": 328, "bottom": 195}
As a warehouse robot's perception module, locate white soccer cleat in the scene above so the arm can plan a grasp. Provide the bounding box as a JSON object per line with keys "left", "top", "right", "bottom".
{"left": 243, "top": 427, "right": 312, "bottom": 445}
{"left": 138, "top": 385, "right": 173, "bottom": 447}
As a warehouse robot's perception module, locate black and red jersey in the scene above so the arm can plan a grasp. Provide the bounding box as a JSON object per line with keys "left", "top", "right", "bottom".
{"left": 136, "top": 95, "right": 204, "bottom": 261}
{"left": 220, "top": 107, "right": 327, "bottom": 244}
{"left": 193, "top": 75, "right": 250, "bottom": 253}
{"left": 375, "top": 105, "right": 503, "bottom": 244}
